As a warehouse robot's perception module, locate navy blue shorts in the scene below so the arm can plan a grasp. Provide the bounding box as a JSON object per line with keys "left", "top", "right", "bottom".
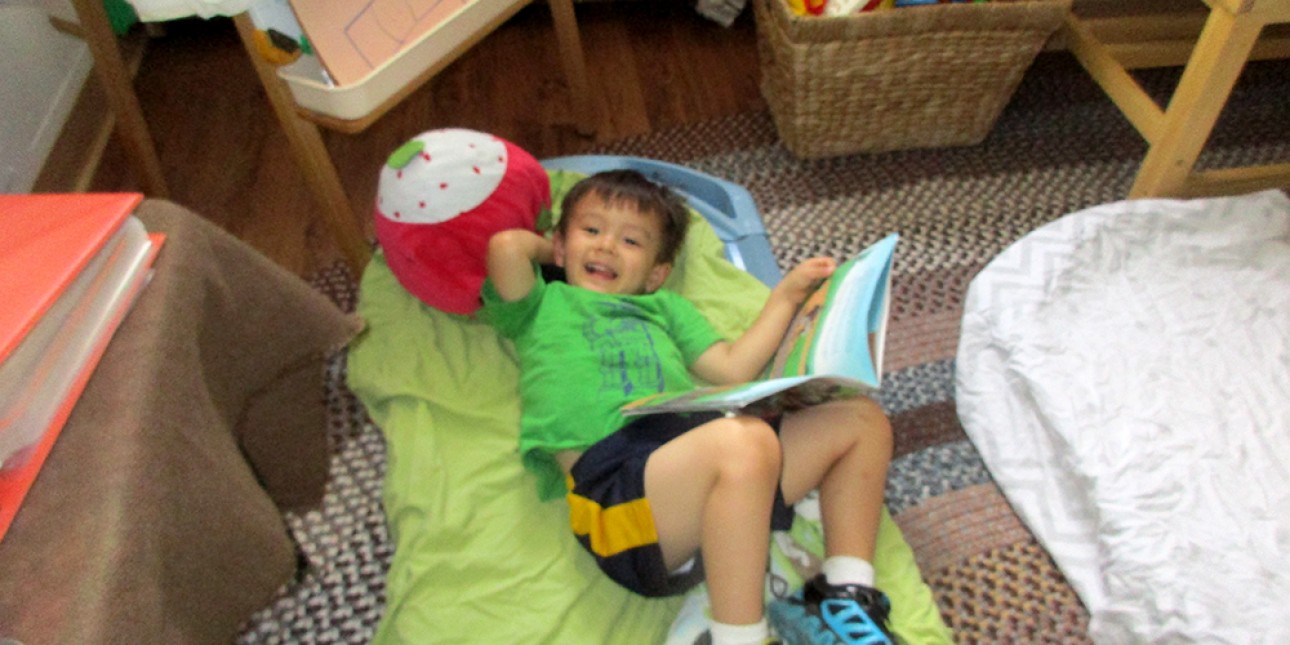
{"left": 565, "top": 411, "right": 795, "bottom": 598}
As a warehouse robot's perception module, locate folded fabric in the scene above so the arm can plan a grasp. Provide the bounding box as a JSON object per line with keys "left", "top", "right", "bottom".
{"left": 125, "top": 0, "right": 249, "bottom": 22}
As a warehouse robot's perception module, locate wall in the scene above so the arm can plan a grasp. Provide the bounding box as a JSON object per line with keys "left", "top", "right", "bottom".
{"left": 0, "top": 0, "right": 93, "bottom": 193}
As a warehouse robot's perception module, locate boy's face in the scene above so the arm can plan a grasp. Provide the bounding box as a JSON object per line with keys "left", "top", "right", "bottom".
{"left": 553, "top": 193, "right": 672, "bottom": 295}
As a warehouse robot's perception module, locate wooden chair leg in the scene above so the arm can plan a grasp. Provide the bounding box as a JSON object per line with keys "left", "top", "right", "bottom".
{"left": 548, "top": 0, "right": 596, "bottom": 137}
{"left": 1129, "top": 7, "right": 1264, "bottom": 198}
{"left": 232, "top": 14, "right": 372, "bottom": 276}
{"left": 69, "top": 0, "right": 169, "bottom": 197}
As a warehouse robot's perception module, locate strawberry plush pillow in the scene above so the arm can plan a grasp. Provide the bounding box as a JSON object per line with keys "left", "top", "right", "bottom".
{"left": 373, "top": 129, "right": 551, "bottom": 315}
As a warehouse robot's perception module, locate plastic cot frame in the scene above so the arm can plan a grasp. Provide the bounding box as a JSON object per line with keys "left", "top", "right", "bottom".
{"left": 540, "top": 155, "right": 783, "bottom": 288}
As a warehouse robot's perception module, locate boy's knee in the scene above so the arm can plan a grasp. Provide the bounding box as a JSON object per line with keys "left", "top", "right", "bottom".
{"left": 840, "top": 397, "right": 893, "bottom": 452}
{"left": 710, "top": 416, "right": 782, "bottom": 478}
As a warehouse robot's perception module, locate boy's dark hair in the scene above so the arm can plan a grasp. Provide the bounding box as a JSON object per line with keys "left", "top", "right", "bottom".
{"left": 557, "top": 170, "right": 690, "bottom": 264}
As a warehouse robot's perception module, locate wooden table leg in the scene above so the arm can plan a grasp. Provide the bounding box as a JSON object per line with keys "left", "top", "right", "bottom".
{"left": 1129, "top": 6, "right": 1264, "bottom": 198}
{"left": 232, "top": 14, "right": 371, "bottom": 276}
{"left": 548, "top": 0, "right": 596, "bottom": 137}
{"left": 69, "top": 0, "right": 169, "bottom": 197}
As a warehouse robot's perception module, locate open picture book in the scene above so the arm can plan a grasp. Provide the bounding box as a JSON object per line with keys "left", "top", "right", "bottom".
{"left": 622, "top": 233, "right": 899, "bottom": 417}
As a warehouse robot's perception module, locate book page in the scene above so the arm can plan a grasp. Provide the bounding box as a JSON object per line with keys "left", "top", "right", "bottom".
{"left": 623, "top": 233, "right": 898, "bottom": 417}
{"left": 768, "top": 233, "right": 897, "bottom": 385}
{"left": 767, "top": 275, "right": 830, "bottom": 379}
{"left": 621, "top": 376, "right": 814, "bottom": 416}
{"left": 811, "top": 233, "right": 897, "bottom": 385}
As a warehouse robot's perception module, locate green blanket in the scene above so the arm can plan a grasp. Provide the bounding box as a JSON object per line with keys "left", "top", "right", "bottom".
{"left": 347, "top": 173, "right": 951, "bottom": 644}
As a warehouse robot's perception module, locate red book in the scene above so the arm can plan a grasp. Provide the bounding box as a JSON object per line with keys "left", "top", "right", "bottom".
{"left": 0, "top": 193, "right": 141, "bottom": 362}
{"left": 0, "top": 193, "right": 162, "bottom": 542}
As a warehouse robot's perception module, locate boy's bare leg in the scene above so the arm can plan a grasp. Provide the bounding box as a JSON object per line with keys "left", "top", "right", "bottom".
{"left": 643, "top": 416, "right": 781, "bottom": 625}
{"left": 779, "top": 397, "right": 892, "bottom": 561}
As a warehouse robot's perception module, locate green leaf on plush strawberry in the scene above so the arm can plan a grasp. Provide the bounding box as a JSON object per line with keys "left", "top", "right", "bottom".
{"left": 387, "top": 140, "right": 425, "bottom": 169}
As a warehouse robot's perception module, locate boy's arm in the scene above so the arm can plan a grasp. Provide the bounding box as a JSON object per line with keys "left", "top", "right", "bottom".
{"left": 487, "top": 229, "right": 555, "bottom": 302}
{"left": 691, "top": 257, "right": 836, "bottom": 384}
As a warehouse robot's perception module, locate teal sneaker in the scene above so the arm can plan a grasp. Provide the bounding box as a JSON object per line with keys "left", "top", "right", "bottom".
{"left": 767, "top": 574, "right": 893, "bottom": 645}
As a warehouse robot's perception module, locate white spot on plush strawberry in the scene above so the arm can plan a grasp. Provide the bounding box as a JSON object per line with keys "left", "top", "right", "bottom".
{"left": 375, "top": 129, "right": 507, "bottom": 225}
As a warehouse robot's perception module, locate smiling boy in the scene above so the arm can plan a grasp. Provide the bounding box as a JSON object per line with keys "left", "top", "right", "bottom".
{"left": 481, "top": 170, "right": 894, "bottom": 645}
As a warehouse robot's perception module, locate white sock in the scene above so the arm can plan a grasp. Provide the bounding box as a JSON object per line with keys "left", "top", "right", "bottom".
{"left": 709, "top": 617, "right": 769, "bottom": 645}
{"left": 822, "top": 555, "right": 876, "bottom": 588}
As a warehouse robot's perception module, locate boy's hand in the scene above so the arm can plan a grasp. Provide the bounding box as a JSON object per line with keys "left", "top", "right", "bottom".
{"left": 691, "top": 256, "right": 837, "bottom": 384}
{"left": 487, "top": 229, "right": 554, "bottom": 301}
{"left": 772, "top": 257, "right": 837, "bottom": 307}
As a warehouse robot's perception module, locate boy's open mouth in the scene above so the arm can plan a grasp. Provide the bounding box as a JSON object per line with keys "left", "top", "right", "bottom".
{"left": 585, "top": 263, "right": 618, "bottom": 280}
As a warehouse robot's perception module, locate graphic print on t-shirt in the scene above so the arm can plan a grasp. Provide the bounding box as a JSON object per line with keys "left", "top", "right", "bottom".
{"left": 584, "top": 302, "right": 665, "bottom": 398}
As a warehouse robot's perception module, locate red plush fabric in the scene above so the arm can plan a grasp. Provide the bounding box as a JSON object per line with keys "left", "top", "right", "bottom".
{"left": 373, "top": 129, "right": 550, "bottom": 315}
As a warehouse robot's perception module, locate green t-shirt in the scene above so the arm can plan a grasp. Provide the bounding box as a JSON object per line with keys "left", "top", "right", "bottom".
{"left": 481, "top": 267, "right": 722, "bottom": 500}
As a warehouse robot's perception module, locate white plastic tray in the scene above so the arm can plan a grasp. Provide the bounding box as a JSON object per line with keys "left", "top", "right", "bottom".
{"left": 276, "top": 0, "right": 522, "bottom": 121}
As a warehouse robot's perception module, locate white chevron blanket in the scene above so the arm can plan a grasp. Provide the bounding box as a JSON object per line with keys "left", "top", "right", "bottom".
{"left": 955, "top": 190, "right": 1290, "bottom": 644}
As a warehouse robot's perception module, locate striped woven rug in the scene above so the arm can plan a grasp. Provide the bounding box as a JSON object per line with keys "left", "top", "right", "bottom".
{"left": 239, "top": 52, "right": 1290, "bottom": 644}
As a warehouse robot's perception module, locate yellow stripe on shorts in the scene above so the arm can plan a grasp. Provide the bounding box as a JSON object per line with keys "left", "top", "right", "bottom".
{"left": 566, "top": 486, "right": 659, "bottom": 558}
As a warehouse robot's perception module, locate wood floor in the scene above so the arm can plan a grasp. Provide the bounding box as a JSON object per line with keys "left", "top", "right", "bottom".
{"left": 37, "top": 2, "right": 765, "bottom": 277}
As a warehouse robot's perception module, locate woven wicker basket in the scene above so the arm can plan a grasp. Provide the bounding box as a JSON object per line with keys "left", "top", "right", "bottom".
{"left": 755, "top": 0, "right": 1071, "bottom": 158}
